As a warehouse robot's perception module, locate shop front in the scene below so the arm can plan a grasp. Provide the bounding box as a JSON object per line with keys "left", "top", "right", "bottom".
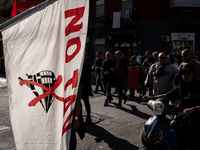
{"left": 171, "top": 33, "right": 195, "bottom": 53}
{"left": 113, "top": 33, "right": 141, "bottom": 58}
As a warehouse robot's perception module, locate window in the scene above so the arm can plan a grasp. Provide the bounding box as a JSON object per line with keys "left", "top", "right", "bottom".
{"left": 95, "top": 38, "right": 105, "bottom": 58}
{"left": 122, "top": 0, "right": 132, "bottom": 21}
{"left": 96, "top": 0, "right": 104, "bottom": 17}
{"left": 122, "top": 0, "right": 132, "bottom": 11}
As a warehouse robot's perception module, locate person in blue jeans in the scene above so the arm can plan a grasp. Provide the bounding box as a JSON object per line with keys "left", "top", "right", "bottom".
{"left": 101, "top": 51, "right": 116, "bottom": 106}
{"left": 92, "top": 52, "right": 104, "bottom": 93}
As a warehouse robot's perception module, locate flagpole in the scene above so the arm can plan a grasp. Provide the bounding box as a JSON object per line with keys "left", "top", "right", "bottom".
{"left": 0, "top": 0, "right": 58, "bottom": 31}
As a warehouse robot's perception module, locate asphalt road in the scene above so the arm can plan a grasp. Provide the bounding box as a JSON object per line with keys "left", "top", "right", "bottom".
{"left": 0, "top": 75, "right": 154, "bottom": 150}
{"left": 76, "top": 88, "right": 153, "bottom": 150}
{"left": 0, "top": 76, "right": 15, "bottom": 150}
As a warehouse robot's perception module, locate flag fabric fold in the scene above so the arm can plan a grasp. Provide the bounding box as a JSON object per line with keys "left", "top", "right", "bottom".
{"left": 1, "top": 0, "right": 89, "bottom": 149}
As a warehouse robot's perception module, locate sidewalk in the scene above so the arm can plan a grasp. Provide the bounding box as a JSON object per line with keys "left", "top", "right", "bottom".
{"left": 77, "top": 83, "right": 152, "bottom": 150}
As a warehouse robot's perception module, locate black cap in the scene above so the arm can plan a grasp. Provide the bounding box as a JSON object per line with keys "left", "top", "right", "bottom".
{"left": 179, "top": 64, "right": 196, "bottom": 73}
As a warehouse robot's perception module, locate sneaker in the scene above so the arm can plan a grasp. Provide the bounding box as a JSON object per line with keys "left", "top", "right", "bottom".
{"left": 108, "top": 97, "right": 113, "bottom": 103}
{"left": 113, "top": 91, "right": 118, "bottom": 94}
{"left": 139, "top": 94, "right": 144, "bottom": 98}
{"left": 117, "top": 104, "right": 122, "bottom": 108}
{"left": 93, "top": 90, "right": 98, "bottom": 94}
{"left": 104, "top": 102, "right": 108, "bottom": 106}
{"left": 124, "top": 96, "right": 128, "bottom": 104}
{"left": 99, "top": 89, "right": 105, "bottom": 93}
{"left": 129, "top": 95, "right": 135, "bottom": 98}
{"left": 85, "top": 116, "right": 92, "bottom": 125}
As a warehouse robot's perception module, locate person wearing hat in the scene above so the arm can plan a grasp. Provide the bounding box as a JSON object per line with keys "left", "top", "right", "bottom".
{"left": 143, "top": 64, "right": 200, "bottom": 150}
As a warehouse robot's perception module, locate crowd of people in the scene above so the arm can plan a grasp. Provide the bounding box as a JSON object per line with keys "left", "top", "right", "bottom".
{"left": 70, "top": 49, "right": 200, "bottom": 150}
{"left": 91, "top": 50, "right": 190, "bottom": 107}
{"left": 142, "top": 49, "right": 200, "bottom": 150}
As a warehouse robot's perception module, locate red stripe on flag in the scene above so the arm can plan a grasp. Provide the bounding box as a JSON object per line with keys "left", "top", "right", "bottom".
{"left": 64, "top": 69, "right": 79, "bottom": 91}
{"left": 62, "top": 109, "right": 74, "bottom": 135}
{"left": 64, "top": 95, "right": 76, "bottom": 116}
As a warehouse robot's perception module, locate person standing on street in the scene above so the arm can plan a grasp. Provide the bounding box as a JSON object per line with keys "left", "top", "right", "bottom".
{"left": 115, "top": 51, "right": 128, "bottom": 108}
{"left": 173, "top": 49, "right": 200, "bottom": 87}
{"left": 102, "top": 51, "right": 116, "bottom": 106}
{"left": 128, "top": 55, "right": 141, "bottom": 97}
{"left": 135, "top": 51, "right": 142, "bottom": 64}
{"left": 152, "top": 51, "right": 159, "bottom": 64}
{"left": 81, "top": 52, "right": 93, "bottom": 124}
{"left": 92, "top": 52, "right": 104, "bottom": 93}
{"left": 69, "top": 86, "right": 85, "bottom": 150}
{"left": 140, "top": 51, "right": 154, "bottom": 97}
{"left": 180, "top": 49, "right": 200, "bottom": 80}
{"left": 168, "top": 54, "right": 179, "bottom": 70}
{"left": 145, "top": 52, "right": 177, "bottom": 96}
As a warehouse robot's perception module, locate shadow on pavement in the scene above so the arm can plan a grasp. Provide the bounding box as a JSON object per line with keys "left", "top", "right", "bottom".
{"left": 126, "top": 104, "right": 151, "bottom": 120}
{"left": 86, "top": 124, "right": 139, "bottom": 150}
{"left": 109, "top": 103, "right": 151, "bottom": 120}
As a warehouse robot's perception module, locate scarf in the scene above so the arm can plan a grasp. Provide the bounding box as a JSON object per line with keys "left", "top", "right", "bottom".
{"left": 155, "top": 62, "right": 170, "bottom": 77}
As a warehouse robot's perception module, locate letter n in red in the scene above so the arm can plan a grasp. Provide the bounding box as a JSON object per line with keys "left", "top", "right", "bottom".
{"left": 65, "top": 7, "right": 85, "bottom": 37}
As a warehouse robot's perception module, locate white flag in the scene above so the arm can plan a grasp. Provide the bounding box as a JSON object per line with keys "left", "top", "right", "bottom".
{"left": 1, "top": 0, "right": 89, "bottom": 149}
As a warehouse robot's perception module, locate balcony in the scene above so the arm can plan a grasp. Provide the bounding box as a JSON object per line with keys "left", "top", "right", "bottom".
{"left": 170, "top": 7, "right": 200, "bottom": 24}
{"left": 89, "top": 11, "right": 136, "bottom": 29}
{"left": 89, "top": 16, "right": 111, "bottom": 28}
{"left": 170, "top": 0, "right": 200, "bottom": 9}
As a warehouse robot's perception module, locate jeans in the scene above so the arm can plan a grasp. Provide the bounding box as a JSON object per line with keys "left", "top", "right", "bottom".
{"left": 95, "top": 72, "right": 103, "bottom": 91}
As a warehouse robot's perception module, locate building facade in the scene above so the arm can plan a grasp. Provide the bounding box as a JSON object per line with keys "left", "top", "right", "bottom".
{"left": 0, "top": 0, "right": 200, "bottom": 67}
{"left": 0, "top": 0, "right": 13, "bottom": 70}
{"left": 86, "top": 0, "right": 200, "bottom": 65}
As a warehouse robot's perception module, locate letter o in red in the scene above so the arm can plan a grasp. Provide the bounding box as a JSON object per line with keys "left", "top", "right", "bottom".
{"left": 66, "top": 37, "right": 81, "bottom": 63}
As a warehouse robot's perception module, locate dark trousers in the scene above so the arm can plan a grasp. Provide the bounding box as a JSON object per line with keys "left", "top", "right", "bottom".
{"left": 102, "top": 78, "right": 112, "bottom": 102}
{"left": 82, "top": 95, "right": 91, "bottom": 116}
{"left": 117, "top": 79, "right": 126, "bottom": 105}
{"left": 69, "top": 128, "right": 77, "bottom": 150}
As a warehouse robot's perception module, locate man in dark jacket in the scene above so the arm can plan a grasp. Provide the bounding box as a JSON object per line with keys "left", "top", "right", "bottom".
{"left": 115, "top": 51, "right": 128, "bottom": 108}
{"left": 81, "top": 52, "right": 93, "bottom": 124}
{"left": 102, "top": 51, "right": 116, "bottom": 106}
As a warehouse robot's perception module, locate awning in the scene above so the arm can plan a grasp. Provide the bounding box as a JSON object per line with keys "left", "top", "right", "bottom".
{"left": 120, "top": 42, "right": 131, "bottom": 47}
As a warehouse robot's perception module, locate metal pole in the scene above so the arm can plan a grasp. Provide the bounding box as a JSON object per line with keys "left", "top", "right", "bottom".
{"left": 0, "top": 0, "right": 58, "bottom": 31}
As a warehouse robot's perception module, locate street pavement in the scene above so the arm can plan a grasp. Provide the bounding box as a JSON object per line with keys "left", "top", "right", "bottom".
{"left": 77, "top": 87, "right": 153, "bottom": 150}
{"left": 0, "top": 74, "right": 154, "bottom": 150}
{"left": 0, "top": 74, "right": 16, "bottom": 150}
